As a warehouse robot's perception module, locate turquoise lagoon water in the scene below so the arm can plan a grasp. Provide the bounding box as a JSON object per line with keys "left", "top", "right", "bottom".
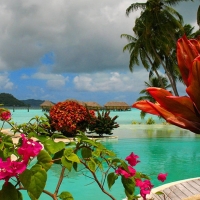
{"left": 1, "top": 109, "right": 200, "bottom": 199}
{"left": 0, "top": 108, "right": 165, "bottom": 129}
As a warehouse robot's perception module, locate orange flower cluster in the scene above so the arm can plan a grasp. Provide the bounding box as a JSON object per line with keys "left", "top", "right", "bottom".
{"left": 49, "top": 101, "right": 95, "bottom": 134}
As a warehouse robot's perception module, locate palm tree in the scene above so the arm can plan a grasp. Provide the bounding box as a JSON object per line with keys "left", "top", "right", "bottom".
{"left": 191, "top": 6, "right": 200, "bottom": 38}
{"left": 121, "top": 18, "right": 166, "bottom": 89}
{"left": 137, "top": 76, "right": 171, "bottom": 119}
{"left": 197, "top": 5, "right": 200, "bottom": 30}
{"left": 123, "top": 0, "right": 194, "bottom": 96}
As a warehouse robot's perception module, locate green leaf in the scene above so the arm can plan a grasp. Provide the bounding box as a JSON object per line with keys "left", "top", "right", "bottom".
{"left": 17, "top": 191, "right": 23, "bottom": 200}
{"left": 121, "top": 176, "right": 135, "bottom": 196}
{"left": 52, "top": 149, "right": 65, "bottom": 164}
{"left": 105, "top": 150, "right": 116, "bottom": 157}
{"left": 43, "top": 139, "right": 65, "bottom": 154}
{"left": 93, "top": 158, "right": 103, "bottom": 170}
{"left": 82, "top": 139, "right": 98, "bottom": 147}
{"left": 87, "top": 160, "right": 96, "bottom": 172}
{"left": 73, "top": 162, "right": 78, "bottom": 171}
{"left": 112, "top": 158, "right": 121, "bottom": 164}
{"left": 64, "top": 148, "right": 73, "bottom": 156}
{"left": 107, "top": 172, "right": 118, "bottom": 189}
{"left": 81, "top": 147, "right": 92, "bottom": 158}
{"left": 0, "top": 142, "right": 4, "bottom": 150}
{"left": 28, "top": 132, "right": 38, "bottom": 138}
{"left": 120, "top": 160, "right": 128, "bottom": 171}
{"left": 37, "top": 150, "right": 53, "bottom": 171}
{"left": 0, "top": 182, "right": 19, "bottom": 200}
{"left": 64, "top": 149, "right": 80, "bottom": 163}
{"left": 3, "top": 148, "right": 12, "bottom": 158}
{"left": 92, "top": 149, "right": 101, "bottom": 157}
{"left": 61, "top": 156, "right": 73, "bottom": 171}
{"left": 19, "top": 164, "right": 47, "bottom": 199}
{"left": 58, "top": 191, "right": 74, "bottom": 200}
{"left": 155, "top": 191, "right": 165, "bottom": 195}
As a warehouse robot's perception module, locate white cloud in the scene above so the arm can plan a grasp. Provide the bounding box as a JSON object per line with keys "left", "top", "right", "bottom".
{"left": 32, "top": 72, "right": 68, "bottom": 81}
{"left": 31, "top": 72, "right": 69, "bottom": 90}
{"left": 26, "top": 86, "right": 45, "bottom": 97}
{"left": 73, "top": 70, "right": 149, "bottom": 92}
{"left": 21, "top": 74, "right": 29, "bottom": 79}
{"left": 46, "top": 79, "right": 66, "bottom": 90}
{"left": 0, "top": 73, "right": 14, "bottom": 90}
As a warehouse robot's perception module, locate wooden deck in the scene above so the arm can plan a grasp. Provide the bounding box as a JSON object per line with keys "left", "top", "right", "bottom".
{"left": 148, "top": 178, "right": 200, "bottom": 200}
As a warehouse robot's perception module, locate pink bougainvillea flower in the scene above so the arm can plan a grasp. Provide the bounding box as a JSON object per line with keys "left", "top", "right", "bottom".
{"left": 132, "top": 35, "right": 200, "bottom": 134}
{"left": 157, "top": 173, "right": 168, "bottom": 182}
{"left": 125, "top": 152, "right": 140, "bottom": 166}
{"left": 115, "top": 166, "right": 136, "bottom": 178}
{"left": 0, "top": 158, "right": 26, "bottom": 184}
{"left": 17, "top": 134, "right": 42, "bottom": 163}
{"left": 135, "top": 179, "right": 143, "bottom": 187}
{"left": 0, "top": 158, "right": 11, "bottom": 183}
{"left": 0, "top": 111, "right": 11, "bottom": 121}
{"left": 115, "top": 167, "right": 131, "bottom": 178}
{"left": 135, "top": 179, "right": 154, "bottom": 200}
{"left": 127, "top": 166, "right": 136, "bottom": 177}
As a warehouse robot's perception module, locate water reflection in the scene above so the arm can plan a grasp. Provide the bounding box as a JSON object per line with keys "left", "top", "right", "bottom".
{"left": 113, "top": 124, "right": 200, "bottom": 139}
{"left": 102, "top": 126, "right": 200, "bottom": 190}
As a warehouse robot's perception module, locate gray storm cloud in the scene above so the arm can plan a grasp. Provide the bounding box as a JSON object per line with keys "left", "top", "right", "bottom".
{"left": 0, "top": 0, "right": 198, "bottom": 74}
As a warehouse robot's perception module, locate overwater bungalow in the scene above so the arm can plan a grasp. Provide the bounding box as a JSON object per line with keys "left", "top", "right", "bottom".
{"left": 103, "top": 101, "right": 131, "bottom": 111}
{"left": 40, "top": 100, "right": 54, "bottom": 111}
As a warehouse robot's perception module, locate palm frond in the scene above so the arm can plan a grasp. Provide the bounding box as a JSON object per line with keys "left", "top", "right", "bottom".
{"left": 126, "top": 3, "right": 146, "bottom": 16}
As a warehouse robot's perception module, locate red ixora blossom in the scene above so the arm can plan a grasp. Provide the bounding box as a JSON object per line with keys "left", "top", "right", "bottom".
{"left": 132, "top": 35, "right": 200, "bottom": 134}
{"left": 0, "top": 158, "right": 26, "bottom": 184}
{"left": 157, "top": 173, "right": 168, "bottom": 182}
{"left": 136, "top": 179, "right": 154, "bottom": 200}
{"left": 17, "top": 134, "right": 43, "bottom": 164}
{"left": 125, "top": 152, "right": 140, "bottom": 166}
{"left": 49, "top": 101, "right": 95, "bottom": 134}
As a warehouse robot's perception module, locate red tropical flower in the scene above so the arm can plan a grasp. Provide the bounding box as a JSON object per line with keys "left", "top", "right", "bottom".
{"left": 0, "top": 110, "right": 11, "bottom": 121}
{"left": 49, "top": 101, "right": 95, "bottom": 135}
{"left": 157, "top": 173, "right": 168, "bottom": 182}
{"left": 132, "top": 35, "right": 200, "bottom": 134}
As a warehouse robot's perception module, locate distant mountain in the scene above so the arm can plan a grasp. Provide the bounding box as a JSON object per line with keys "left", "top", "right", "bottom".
{"left": 21, "top": 99, "right": 44, "bottom": 107}
{"left": 0, "top": 93, "right": 27, "bottom": 106}
{"left": 0, "top": 93, "right": 48, "bottom": 107}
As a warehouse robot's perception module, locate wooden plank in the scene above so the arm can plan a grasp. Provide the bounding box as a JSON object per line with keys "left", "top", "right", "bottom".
{"left": 163, "top": 187, "right": 182, "bottom": 199}
{"left": 191, "top": 179, "right": 200, "bottom": 188}
{"left": 149, "top": 179, "right": 200, "bottom": 200}
{"left": 150, "top": 193, "right": 165, "bottom": 200}
{"left": 170, "top": 184, "right": 192, "bottom": 199}
{"left": 174, "top": 183, "right": 194, "bottom": 197}
{"left": 181, "top": 181, "right": 200, "bottom": 195}
{"left": 186, "top": 180, "right": 200, "bottom": 193}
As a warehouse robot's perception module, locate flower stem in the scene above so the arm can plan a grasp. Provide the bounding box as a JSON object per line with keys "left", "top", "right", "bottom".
{"left": 53, "top": 166, "right": 66, "bottom": 199}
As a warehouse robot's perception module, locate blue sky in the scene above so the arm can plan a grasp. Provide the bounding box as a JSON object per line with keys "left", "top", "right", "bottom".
{"left": 0, "top": 0, "right": 199, "bottom": 106}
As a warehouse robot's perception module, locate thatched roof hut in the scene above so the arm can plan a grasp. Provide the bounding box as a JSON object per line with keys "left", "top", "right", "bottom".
{"left": 104, "top": 101, "right": 131, "bottom": 111}
{"left": 84, "top": 102, "right": 102, "bottom": 110}
{"left": 40, "top": 100, "right": 54, "bottom": 111}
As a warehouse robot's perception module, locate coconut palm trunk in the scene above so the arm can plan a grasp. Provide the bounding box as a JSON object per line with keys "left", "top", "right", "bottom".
{"left": 149, "top": 40, "right": 179, "bottom": 96}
